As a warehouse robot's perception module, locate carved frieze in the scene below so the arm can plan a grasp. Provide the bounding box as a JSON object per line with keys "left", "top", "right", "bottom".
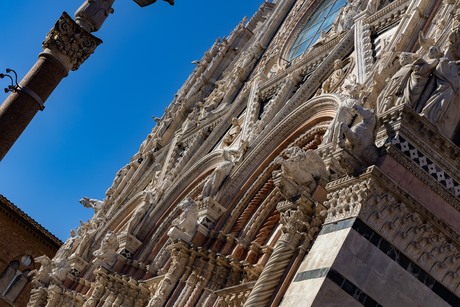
{"left": 325, "top": 168, "right": 460, "bottom": 296}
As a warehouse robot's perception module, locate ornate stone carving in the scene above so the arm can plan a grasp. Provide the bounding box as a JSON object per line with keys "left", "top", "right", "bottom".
{"left": 420, "top": 56, "right": 460, "bottom": 139}
{"left": 105, "top": 162, "right": 133, "bottom": 202}
{"left": 28, "top": 1, "right": 460, "bottom": 306}
{"left": 325, "top": 178, "right": 371, "bottom": 224}
{"left": 70, "top": 217, "right": 105, "bottom": 261}
{"left": 53, "top": 229, "right": 81, "bottom": 265}
{"left": 181, "top": 107, "right": 200, "bottom": 133}
{"left": 50, "top": 257, "right": 72, "bottom": 284}
{"left": 358, "top": 180, "right": 460, "bottom": 295}
{"left": 215, "top": 282, "right": 255, "bottom": 306}
{"left": 28, "top": 287, "right": 48, "bottom": 307}
{"left": 147, "top": 242, "right": 190, "bottom": 307}
{"left": 199, "top": 79, "right": 228, "bottom": 119}
{"left": 223, "top": 117, "right": 242, "bottom": 147}
{"left": 28, "top": 255, "right": 52, "bottom": 287}
{"left": 92, "top": 231, "right": 119, "bottom": 267}
{"left": 319, "top": 59, "right": 348, "bottom": 94}
{"left": 273, "top": 147, "right": 328, "bottom": 198}
{"left": 196, "top": 197, "right": 226, "bottom": 236}
{"left": 167, "top": 198, "right": 198, "bottom": 242}
{"left": 83, "top": 271, "right": 108, "bottom": 307}
{"left": 117, "top": 231, "right": 143, "bottom": 258}
{"left": 331, "top": 0, "right": 364, "bottom": 35}
{"left": 127, "top": 190, "right": 155, "bottom": 235}
{"left": 376, "top": 51, "right": 420, "bottom": 113}
{"left": 337, "top": 104, "right": 378, "bottom": 170}
{"left": 244, "top": 194, "right": 324, "bottom": 307}
{"left": 80, "top": 197, "right": 104, "bottom": 215}
{"left": 200, "top": 149, "right": 239, "bottom": 199}
{"left": 42, "top": 12, "right": 102, "bottom": 71}
{"left": 322, "top": 81, "right": 363, "bottom": 147}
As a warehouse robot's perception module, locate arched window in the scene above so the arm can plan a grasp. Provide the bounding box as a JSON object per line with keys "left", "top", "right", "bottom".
{"left": 288, "top": 0, "right": 347, "bottom": 61}
{"left": 0, "top": 255, "right": 33, "bottom": 304}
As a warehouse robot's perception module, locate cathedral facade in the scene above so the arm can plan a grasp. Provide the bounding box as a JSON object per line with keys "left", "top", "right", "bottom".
{"left": 28, "top": 0, "right": 460, "bottom": 306}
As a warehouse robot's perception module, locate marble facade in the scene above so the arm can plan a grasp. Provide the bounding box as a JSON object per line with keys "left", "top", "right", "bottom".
{"left": 28, "top": 0, "right": 460, "bottom": 306}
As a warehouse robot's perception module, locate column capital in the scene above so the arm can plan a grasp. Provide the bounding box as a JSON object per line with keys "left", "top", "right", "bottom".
{"left": 42, "top": 12, "right": 102, "bottom": 72}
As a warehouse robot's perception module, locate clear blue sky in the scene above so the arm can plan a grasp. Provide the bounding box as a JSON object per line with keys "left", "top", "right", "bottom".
{"left": 0, "top": 0, "right": 263, "bottom": 241}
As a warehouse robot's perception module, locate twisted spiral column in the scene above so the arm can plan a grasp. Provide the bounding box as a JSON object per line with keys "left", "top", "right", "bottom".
{"left": 244, "top": 202, "right": 310, "bottom": 307}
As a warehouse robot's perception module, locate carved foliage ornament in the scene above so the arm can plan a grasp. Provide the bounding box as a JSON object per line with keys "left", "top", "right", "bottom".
{"left": 43, "top": 12, "right": 102, "bottom": 71}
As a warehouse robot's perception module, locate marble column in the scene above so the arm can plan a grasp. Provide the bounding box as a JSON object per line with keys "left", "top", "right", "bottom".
{"left": 243, "top": 197, "right": 313, "bottom": 307}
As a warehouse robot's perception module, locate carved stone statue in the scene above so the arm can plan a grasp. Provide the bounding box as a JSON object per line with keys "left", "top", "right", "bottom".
{"left": 106, "top": 163, "right": 131, "bottom": 200}
{"left": 366, "top": 0, "right": 380, "bottom": 14}
{"left": 273, "top": 147, "right": 328, "bottom": 195}
{"left": 50, "top": 258, "right": 72, "bottom": 283}
{"left": 75, "top": 0, "right": 115, "bottom": 33}
{"left": 444, "top": 29, "right": 460, "bottom": 61}
{"left": 181, "top": 107, "right": 199, "bottom": 132}
{"left": 167, "top": 198, "right": 198, "bottom": 242}
{"left": 338, "top": 104, "right": 378, "bottom": 166}
{"left": 156, "top": 116, "right": 173, "bottom": 138}
{"left": 331, "top": 0, "right": 362, "bottom": 34}
{"left": 320, "top": 59, "right": 347, "bottom": 94}
{"left": 93, "top": 231, "right": 119, "bottom": 267}
{"left": 71, "top": 217, "right": 105, "bottom": 261}
{"left": 322, "top": 80, "right": 363, "bottom": 147}
{"left": 223, "top": 117, "right": 242, "bottom": 146}
{"left": 376, "top": 52, "right": 419, "bottom": 113}
{"left": 80, "top": 197, "right": 104, "bottom": 214}
{"left": 421, "top": 58, "right": 460, "bottom": 138}
{"left": 403, "top": 46, "right": 442, "bottom": 111}
{"left": 28, "top": 255, "right": 52, "bottom": 287}
{"left": 202, "top": 80, "right": 227, "bottom": 115}
{"left": 127, "top": 191, "right": 154, "bottom": 234}
{"left": 201, "top": 149, "right": 239, "bottom": 199}
{"left": 53, "top": 229, "right": 81, "bottom": 264}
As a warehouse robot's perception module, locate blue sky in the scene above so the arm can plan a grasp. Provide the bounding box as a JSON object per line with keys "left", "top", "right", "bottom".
{"left": 0, "top": 0, "right": 263, "bottom": 241}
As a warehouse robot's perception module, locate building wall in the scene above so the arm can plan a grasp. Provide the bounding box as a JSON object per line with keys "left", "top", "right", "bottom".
{"left": 0, "top": 195, "right": 61, "bottom": 307}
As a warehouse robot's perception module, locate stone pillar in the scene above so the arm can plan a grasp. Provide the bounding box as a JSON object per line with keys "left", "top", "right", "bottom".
{"left": 147, "top": 242, "right": 190, "bottom": 307}
{"left": 353, "top": 15, "right": 373, "bottom": 84}
{"left": 0, "top": 12, "right": 101, "bottom": 161}
{"left": 243, "top": 197, "right": 314, "bottom": 307}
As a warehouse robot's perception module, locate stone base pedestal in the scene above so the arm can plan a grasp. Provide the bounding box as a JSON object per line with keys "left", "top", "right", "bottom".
{"left": 196, "top": 197, "right": 226, "bottom": 236}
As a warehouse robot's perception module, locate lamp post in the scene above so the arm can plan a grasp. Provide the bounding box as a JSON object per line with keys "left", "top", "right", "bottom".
{"left": 0, "top": 0, "right": 173, "bottom": 161}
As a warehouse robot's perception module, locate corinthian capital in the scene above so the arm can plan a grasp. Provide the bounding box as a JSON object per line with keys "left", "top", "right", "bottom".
{"left": 42, "top": 12, "right": 102, "bottom": 71}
